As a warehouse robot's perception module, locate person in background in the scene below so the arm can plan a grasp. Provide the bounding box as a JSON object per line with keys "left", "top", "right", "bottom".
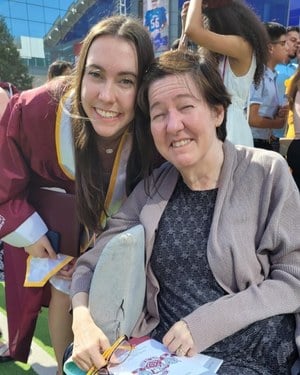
{"left": 274, "top": 26, "right": 300, "bottom": 143}
{"left": 295, "top": 42, "right": 300, "bottom": 66}
{"left": 276, "top": 26, "right": 299, "bottom": 100}
{"left": 0, "top": 15, "right": 158, "bottom": 374}
{"left": 181, "top": 0, "right": 269, "bottom": 147}
{"left": 286, "top": 68, "right": 300, "bottom": 190}
{"left": 286, "top": 26, "right": 300, "bottom": 65}
{"left": 0, "top": 86, "right": 11, "bottom": 358}
{"left": 0, "top": 81, "right": 19, "bottom": 99}
{"left": 286, "top": 44, "right": 300, "bottom": 139}
{"left": 70, "top": 50, "right": 300, "bottom": 375}
{"left": 47, "top": 60, "right": 73, "bottom": 81}
{"left": 249, "top": 22, "right": 289, "bottom": 152}
{"left": 0, "top": 86, "right": 9, "bottom": 118}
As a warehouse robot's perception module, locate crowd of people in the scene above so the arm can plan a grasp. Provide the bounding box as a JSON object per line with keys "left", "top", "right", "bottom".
{"left": 0, "top": 1, "right": 300, "bottom": 374}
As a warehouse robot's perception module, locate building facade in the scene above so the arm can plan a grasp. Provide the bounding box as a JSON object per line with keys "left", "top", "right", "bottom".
{"left": 0, "top": 0, "right": 299, "bottom": 86}
{"left": 0, "top": 0, "right": 140, "bottom": 85}
{"left": 246, "top": 0, "right": 299, "bottom": 26}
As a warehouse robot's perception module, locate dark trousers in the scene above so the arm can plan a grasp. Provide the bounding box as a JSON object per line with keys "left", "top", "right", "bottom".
{"left": 287, "top": 139, "right": 300, "bottom": 190}
{"left": 253, "top": 138, "right": 280, "bottom": 152}
{"left": 253, "top": 138, "right": 273, "bottom": 151}
{"left": 270, "top": 137, "right": 280, "bottom": 153}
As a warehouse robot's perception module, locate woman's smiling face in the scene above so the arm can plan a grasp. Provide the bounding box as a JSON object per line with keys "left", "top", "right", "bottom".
{"left": 148, "top": 73, "right": 224, "bottom": 173}
{"left": 81, "top": 35, "right": 138, "bottom": 140}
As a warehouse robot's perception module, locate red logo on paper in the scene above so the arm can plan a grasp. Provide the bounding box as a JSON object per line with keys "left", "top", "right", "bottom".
{"left": 132, "top": 353, "right": 179, "bottom": 374}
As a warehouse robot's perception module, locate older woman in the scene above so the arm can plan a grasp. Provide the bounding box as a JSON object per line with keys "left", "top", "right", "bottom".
{"left": 70, "top": 50, "right": 300, "bottom": 374}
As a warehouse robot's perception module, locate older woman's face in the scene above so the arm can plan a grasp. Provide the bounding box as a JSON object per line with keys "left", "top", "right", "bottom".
{"left": 81, "top": 35, "right": 138, "bottom": 140}
{"left": 148, "top": 73, "right": 224, "bottom": 173}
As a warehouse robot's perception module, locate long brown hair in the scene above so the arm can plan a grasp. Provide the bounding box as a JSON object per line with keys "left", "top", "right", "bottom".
{"left": 71, "top": 16, "right": 156, "bottom": 234}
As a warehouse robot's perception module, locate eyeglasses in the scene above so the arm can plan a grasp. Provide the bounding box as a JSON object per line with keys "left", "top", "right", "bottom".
{"left": 272, "top": 40, "right": 286, "bottom": 47}
{"left": 87, "top": 335, "right": 134, "bottom": 375}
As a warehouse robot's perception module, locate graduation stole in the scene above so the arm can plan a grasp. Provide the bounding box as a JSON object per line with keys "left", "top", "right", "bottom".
{"left": 55, "top": 94, "right": 133, "bottom": 252}
{"left": 55, "top": 95, "right": 132, "bottom": 228}
{"left": 81, "top": 131, "right": 132, "bottom": 253}
{"left": 24, "top": 98, "right": 132, "bottom": 287}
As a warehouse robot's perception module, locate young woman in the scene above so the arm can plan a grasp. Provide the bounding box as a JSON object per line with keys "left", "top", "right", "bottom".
{"left": 0, "top": 15, "right": 158, "bottom": 374}
{"left": 70, "top": 50, "right": 300, "bottom": 375}
{"left": 181, "top": 0, "right": 269, "bottom": 147}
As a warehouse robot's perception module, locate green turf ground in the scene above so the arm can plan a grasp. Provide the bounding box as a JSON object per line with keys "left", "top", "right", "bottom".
{"left": 0, "top": 281, "right": 55, "bottom": 374}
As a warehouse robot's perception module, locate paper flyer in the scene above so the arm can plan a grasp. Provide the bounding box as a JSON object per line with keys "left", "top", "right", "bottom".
{"left": 109, "top": 339, "right": 223, "bottom": 375}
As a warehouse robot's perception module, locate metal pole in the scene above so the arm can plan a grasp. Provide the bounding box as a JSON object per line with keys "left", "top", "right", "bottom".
{"left": 119, "top": 0, "right": 127, "bottom": 15}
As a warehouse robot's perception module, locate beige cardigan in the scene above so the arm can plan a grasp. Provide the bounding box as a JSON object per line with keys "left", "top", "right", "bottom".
{"left": 71, "top": 141, "right": 300, "bottom": 354}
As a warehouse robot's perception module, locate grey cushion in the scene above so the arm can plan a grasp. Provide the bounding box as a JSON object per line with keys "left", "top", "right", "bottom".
{"left": 88, "top": 225, "right": 146, "bottom": 343}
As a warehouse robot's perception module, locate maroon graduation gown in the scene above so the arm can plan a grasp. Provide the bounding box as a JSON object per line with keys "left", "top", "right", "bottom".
{"left": 0, "top": 81, "right": 74, "bottom": 362}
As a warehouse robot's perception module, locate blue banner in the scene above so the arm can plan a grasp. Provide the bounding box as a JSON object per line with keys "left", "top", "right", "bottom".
{"left": 143, "top": 0, "right": 169, "bottom": 55}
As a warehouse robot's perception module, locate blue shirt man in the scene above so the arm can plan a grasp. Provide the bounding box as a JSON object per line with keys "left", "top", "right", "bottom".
{"left": 250, "top": 67, "right": 280, "bottom": 147}
{"left": 273, "top": 26, "right": 299, "bottom": 138}
{"left": 249, "top": 22, "right": 289, "bottom": 152}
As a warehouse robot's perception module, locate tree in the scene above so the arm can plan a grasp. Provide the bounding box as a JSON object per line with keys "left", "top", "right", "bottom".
{"left": 0, "top": 16, "right": 33, "bottom": 90}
